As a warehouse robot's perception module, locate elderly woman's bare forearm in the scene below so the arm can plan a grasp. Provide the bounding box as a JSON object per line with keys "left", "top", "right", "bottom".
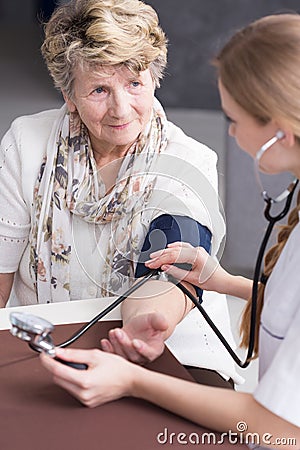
{"left": 121, "top": 279, "right": 193, "bottom": 338}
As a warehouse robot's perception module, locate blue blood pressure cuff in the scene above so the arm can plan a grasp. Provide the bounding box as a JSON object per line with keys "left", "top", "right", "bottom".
{"left": 135, "top": 214, "right": 212, "bottom": 303}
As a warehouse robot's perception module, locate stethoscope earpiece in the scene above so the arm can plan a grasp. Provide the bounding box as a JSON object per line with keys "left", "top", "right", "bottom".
{"left": 255, "top": 131, "right": 297, "bottom": 205}
{"left": 275, "top": 129, "right": 285, "bottom": 140}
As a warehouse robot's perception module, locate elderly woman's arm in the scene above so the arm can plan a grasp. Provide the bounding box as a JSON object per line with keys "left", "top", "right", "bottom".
{"left": 0, "top": 273, "right": 14, "bottom": 308}
{"left": 100, "top": 240, "right": 253, "bottom": 363}
{"left": 101, "top": 279, "right": 194, "bottom": 363}
{"left": 101, "top": 216, "right": 213, "bottom": 363}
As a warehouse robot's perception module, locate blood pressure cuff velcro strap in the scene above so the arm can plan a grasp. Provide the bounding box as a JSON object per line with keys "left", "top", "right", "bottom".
{"left": 135, "top": 214, "right": 212, "bottom": 303}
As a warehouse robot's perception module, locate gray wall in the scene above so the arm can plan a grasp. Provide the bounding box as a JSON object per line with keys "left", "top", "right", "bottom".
{"left": 145, "top": 0, "right": 300, "bottom": 275}
{"left": 147, "top": 0, "right": 300, "bottom": 110}
{"left": 1, "top": 0, "right": 300, "bottom": 109}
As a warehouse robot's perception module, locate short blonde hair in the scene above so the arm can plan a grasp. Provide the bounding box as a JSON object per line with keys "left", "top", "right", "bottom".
{"left": 41, "top": 0, "right": 167, "bottom": 97}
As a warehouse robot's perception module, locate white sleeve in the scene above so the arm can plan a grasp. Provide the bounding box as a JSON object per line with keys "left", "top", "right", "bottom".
{"left": 155, "top": 129, "right": 225, "bottom": 255}
{"left": 0, "top": 126, "right": 30, "bottom": 272}
{"left": 254, "top": 303, "right": 300, "bottom": 427}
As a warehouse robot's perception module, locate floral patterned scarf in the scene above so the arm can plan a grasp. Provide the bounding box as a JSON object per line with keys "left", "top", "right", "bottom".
{"left": 29, "top": 99, "right": 168, "bottom": 303}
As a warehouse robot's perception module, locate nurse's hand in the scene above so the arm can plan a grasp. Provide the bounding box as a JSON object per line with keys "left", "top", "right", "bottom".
{"left": 100, "top": 312, "right": 168, "bottom": 364}
{"left": 145, "top": 242, "right": 229, "bottom": 294}
{"left": 40, "top": 348, "right": 136, "bottom": 408}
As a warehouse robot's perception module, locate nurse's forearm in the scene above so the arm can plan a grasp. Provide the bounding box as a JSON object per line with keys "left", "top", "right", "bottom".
{"left": 222, "top": 274, "right": 253, "bottom": 300}
{"left": 131, "top": 367, "right": 300, "bottom": 449}
{"left": 121, "top": 280, "right": 193, "bottom": 338}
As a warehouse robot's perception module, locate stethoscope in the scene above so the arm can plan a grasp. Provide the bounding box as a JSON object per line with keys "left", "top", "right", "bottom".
{"left": 9, "top": 132, "right": 299, "bottom": 370}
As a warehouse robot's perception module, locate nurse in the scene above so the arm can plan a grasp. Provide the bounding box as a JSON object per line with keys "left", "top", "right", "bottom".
{"left": 41, "top": 13, "right": 300, "bottom": 447}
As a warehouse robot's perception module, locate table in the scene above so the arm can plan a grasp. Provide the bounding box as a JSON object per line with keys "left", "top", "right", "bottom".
{"left": 0, "top": 302, "right": 246, "bottom": 450}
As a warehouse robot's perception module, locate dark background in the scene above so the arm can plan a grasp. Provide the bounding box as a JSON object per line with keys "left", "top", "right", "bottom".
{"left": 147, "top": 0, "right": 300, "bottom": 109}
{"left": 1, "top": 0, "right": 300, "bottom": 110}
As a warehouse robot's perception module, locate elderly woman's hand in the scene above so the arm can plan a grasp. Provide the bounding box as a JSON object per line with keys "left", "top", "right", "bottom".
{"left": 40, "top": 348, "right": 137, "bottom": 408}
{"left": 100, "top": 312, "right": 168, "bottom": 364}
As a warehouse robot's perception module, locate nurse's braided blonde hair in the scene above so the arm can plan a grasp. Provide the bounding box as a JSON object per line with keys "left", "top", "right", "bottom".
{"left": 240, "top": 191, "right": 300, "bottom": 356}
{"left": 214, "top": 14, "right": 300, "bottom": 356}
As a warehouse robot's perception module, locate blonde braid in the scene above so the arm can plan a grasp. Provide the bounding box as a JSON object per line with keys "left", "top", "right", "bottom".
{"left": 240, "top": 190, "right": 300, "bottom": 357}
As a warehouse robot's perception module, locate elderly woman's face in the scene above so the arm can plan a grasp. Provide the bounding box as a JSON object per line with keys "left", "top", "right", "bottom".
{"left": 64, "top": 65, "right": 155, "bottom": 154}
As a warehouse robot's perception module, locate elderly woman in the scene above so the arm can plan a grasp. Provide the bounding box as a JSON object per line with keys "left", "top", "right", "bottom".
{"left": 0, "top": 0, "right": 239, "bottom": 386}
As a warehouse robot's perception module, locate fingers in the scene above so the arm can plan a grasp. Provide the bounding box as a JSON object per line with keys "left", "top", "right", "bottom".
{"left": 146, "top": 248, "right": 197, "bottom": 284}
{"left": 100, "top": 338, "right": 114, "bottom": 353}
{"left": 149, "top": 241, "right": 192, "bottom": 258}
{"left": 103, "top": 328, "right": 147, "bottom": 363}
{"left": 100, "top": 313, "right": 168, "bottom": 364}
{"left": 40, "top": 348, "right": 96, "bottom": 378}
{"left": 41, "top": 355, "right": 82, "bottom": 389}
{"left": 40, "top": 349, "right": 135, "bottom": 408}
{"left": 54, "top": 347, "right": 95, "bottom": 364}
{"left": 145, "top": 243, "right": 215, "bottom": 287}
{"left": 40, "top": 352, "right": 83, "bottom": 386}
{"left": 128, "top": 314, "right": 167, "bottom": 362}
{"left": 131, "top": 339, "right": 164, "bottom": 363}
{"left": 158, "top": 264, "right": 191, "bottom": 282}
{"left": 146, "top": 244, "right": 198, "bottom": 270}
{"left": 40, "top": 351, "right": 96, "bottom": 407}
{"left": 108, "top": 328, "right": 136, "bottom": 360}
{"left": 149, "top": 241, "right": 193, "bottom": 260}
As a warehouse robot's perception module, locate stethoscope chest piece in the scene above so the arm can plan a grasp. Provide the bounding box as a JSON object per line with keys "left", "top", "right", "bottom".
{"left": 9, "top": 311, "right": 88, "bottom": 370}
{"left": 10, "top": 311, "right": 56, "bottom": 357}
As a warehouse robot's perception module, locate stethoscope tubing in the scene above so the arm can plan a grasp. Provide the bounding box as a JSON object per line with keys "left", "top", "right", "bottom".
{"left": 57, "top": 268, "right": 160, "bottom": 348}
{"left": 35, "top": 180, "right": 300, "bottom": 369}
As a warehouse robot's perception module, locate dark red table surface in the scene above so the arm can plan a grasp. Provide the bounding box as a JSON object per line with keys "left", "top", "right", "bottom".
{"left": 0, "top": 321, "right": 246, "bottom": 450}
